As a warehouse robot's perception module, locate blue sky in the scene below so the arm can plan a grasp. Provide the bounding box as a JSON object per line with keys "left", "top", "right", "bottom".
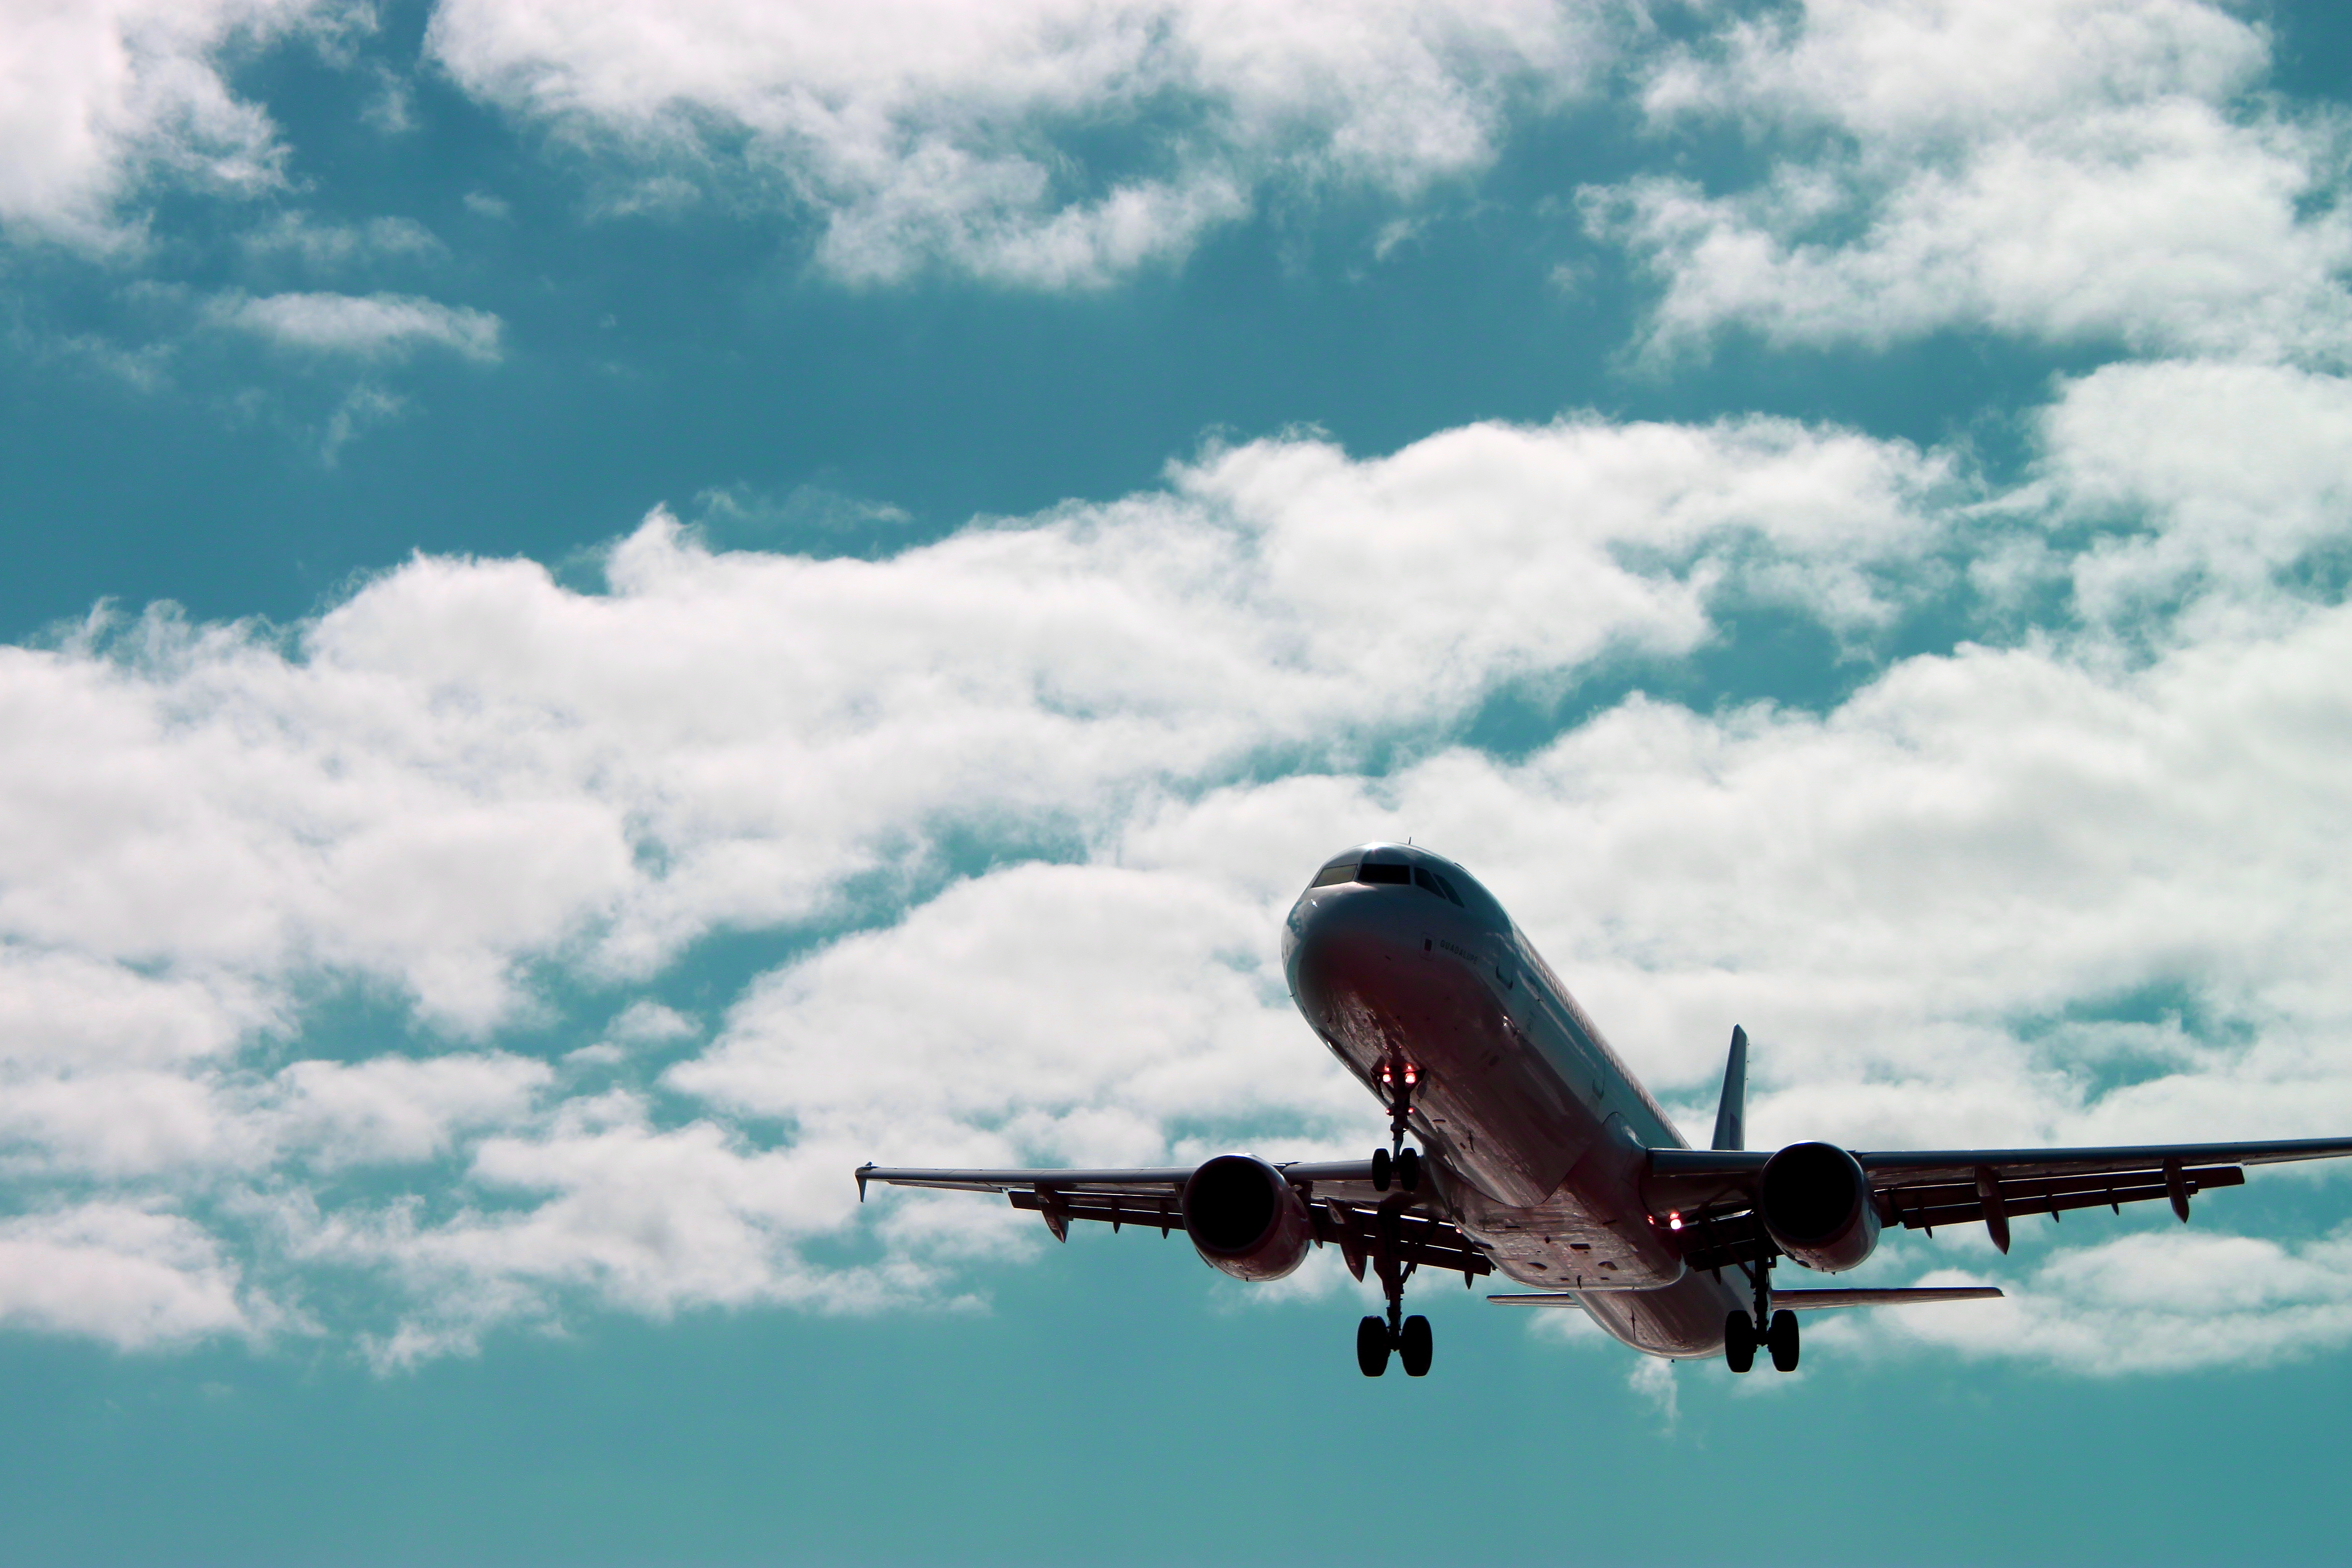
{"left": 6, "top": 0, "right": 2352, "bottom": 1562}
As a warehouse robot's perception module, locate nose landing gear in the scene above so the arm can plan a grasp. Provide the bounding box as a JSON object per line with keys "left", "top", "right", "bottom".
{"left": 1371, "top": 1060, "right": 1422, "bottom": 1193}
{"left": 1370, "top": 1145, "right": 1421, "bottom": 1193}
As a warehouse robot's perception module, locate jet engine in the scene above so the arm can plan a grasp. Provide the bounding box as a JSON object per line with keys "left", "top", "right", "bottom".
{"left": 1182, "top": 1155, "right": 1315, "bottom": 1282}
{"left": 1758, "top": 1141, "right": 1880, "bottom": 1273}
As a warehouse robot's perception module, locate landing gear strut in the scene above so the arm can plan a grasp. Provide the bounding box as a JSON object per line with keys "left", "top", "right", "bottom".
{"left": 1724, "top": 1256, "right": 1800, "bottom": 1374}
{"left": 1371, "top": 1059, "right": 1421, "bottom": 1193}
{"left": 1355, "top": 1188, "right": 1431, "bottom": 1377}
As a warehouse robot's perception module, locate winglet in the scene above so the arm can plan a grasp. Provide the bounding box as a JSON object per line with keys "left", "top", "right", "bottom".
{"left": 1711, "top": 1027, "right": 1747, "bottom": 1152}
{"left": 856, "top": 1162, "right": 875, "bottom": 1202}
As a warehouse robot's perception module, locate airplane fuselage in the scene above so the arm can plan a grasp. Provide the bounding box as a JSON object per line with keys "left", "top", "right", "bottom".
{"left": 1282, "top": 841, "right": 1747, "bottom": 1357}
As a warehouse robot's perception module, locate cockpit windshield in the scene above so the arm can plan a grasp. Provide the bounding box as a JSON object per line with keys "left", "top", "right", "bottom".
{"left": 1305, "top": 845, "right": 1495, "bottom": 920}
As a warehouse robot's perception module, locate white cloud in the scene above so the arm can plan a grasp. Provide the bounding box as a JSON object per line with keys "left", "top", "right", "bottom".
{"left": 2034, "top": 360, "right": 2352, "bottom": 621}
{"left": 604, "top": 999, "right": 697, "bottom": 1047}
{"left": 672, "top": 862, "right": 1341, "bottom": 1170}
{"left": 0, "top": 0, "right": 345, "bottom": 246}
{"left": 1879, "top": 1234, "right": 2352, "bottom": 1374}
{"left": 208, "top": 290, "right": 505, "bottom": 361}
{"left": 272, "top": 1052, "right": 552, "bottom": 1167}
{"left": 1591, "top": 0, "right": 2352, "bottom": 362}
{"left": 0, "top": 1205, "right": 255, "bottom": 1348}
{"left": 423, "top": 0, "right": 1614, "bottom": 286}
{"left": 240, "top": 211, "right": 446, "bottom": 270}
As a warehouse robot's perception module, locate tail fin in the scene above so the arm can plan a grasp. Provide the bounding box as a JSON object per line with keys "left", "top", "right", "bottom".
{"left": 1711, "top": 1026, "right": 1747, "bottom": 1151}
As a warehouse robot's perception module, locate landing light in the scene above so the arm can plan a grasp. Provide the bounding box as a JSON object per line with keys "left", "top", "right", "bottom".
{"left": 1668, "top": 1211, "right": 1683, "bottom": 1231}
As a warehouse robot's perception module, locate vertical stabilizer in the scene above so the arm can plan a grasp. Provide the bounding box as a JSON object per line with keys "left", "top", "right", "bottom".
{"left": 1711, "top": 1027, "right": 1748, "bottom": 1151}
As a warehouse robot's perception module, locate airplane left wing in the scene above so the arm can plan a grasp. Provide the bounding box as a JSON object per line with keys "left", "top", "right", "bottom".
{"left": 856, "top": 1160, "right": 1495, "bottom": 1280}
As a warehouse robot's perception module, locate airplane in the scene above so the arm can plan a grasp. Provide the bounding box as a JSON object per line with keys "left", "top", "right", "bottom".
{"left": 857, "top": 842, "right": 2352, "bottom": 1376}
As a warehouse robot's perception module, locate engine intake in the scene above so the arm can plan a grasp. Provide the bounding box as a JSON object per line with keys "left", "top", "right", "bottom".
{"left": 1182, "top": 1154, "right": 1315, "bottom": 1282}
{"left": 1759, "top": 1141, "right": 1880, "bottom": 1273}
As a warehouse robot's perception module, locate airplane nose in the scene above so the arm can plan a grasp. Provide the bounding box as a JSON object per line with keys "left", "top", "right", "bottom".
{"left": 1280, "top": 886, "right": 1339, "bottom": 991}
{"left": 1283, "top": 884, "right": 1401, "bottom": 1027}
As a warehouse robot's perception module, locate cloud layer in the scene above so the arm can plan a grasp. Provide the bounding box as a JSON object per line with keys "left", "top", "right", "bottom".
{"left": 7, "top": 339, "right": 2352, "bottom": 1366}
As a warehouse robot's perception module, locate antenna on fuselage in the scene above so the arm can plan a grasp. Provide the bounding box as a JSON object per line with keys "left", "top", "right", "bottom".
{"left": 1712, "top": 1026, "right": 1748, "bottom": 1151}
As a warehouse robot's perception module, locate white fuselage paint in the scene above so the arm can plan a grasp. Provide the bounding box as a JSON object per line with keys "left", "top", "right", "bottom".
{"left": 1282, "top": 843, "right": 1748, "bottom": 1358}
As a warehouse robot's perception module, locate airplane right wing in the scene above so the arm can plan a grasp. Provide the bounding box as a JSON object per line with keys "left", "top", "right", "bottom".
{"left": 1646, "top": 1134, "right": 2352, "bottom": 1271}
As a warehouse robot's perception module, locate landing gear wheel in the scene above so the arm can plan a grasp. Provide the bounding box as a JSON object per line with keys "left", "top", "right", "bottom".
{"left": 1723, "top": 1311, "right": 1756, "bottom": 1374}
{"left": 1399, "top": 1314, "right": 1433, "bottom": 1377}
{"left": 1356, "top": 1316, "right": 1391, "bottom": 1377}
{"left": 1371, "top": 1147, "right": 1392, "bottom": 1192}
{"left": 1396, "top": 1148, "right": 1421, "bottom": 1193}
{"left": 1767, "top": 1309, "right": 1800, "bottom": 1372}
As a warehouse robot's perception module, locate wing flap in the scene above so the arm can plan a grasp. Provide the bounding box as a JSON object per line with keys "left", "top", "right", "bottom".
{"left": 1882, "top": 1165, "right": 2243, "bottom": 1232}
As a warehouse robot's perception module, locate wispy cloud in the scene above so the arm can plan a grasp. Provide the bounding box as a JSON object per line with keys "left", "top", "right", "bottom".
{"left": 208, "top": 290, "right": 504, "bottom": 361}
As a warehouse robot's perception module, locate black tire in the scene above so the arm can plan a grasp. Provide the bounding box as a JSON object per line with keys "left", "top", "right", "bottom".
{"left": 1396, "top": 1148, "right": 1421, "bottom": 1193}
{"left": 1371, "top": 1147, "right": 1392, "bottom": 1192}
{"left": 1357, "top": 1316, "right": 1391, "bottom": 1377}
{"left": 1768, "top": 1309, "right": 1800, "bottom": 1372}
{"left": 1399, "top": 1314, "right": 1433, "bottom": 1377}
{"left": 1723, "top": 1311, "right": 1756, "bottom": 1374}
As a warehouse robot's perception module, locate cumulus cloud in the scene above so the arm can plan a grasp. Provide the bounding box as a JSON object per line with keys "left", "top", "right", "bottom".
{"left": 207, "top": 290, "right": 505, "bottom": 361}
{"left": 0, "top": 0, "right": 347, "bottom": 246}
{"left": 1879, "top": 1233, "right": 2352, "bottom": 1374}
{"left": 0, "top": 1205, "right": 256, "bottom": 1348}
{"left": 424, "top": 0, "right": 1614, "bottom": 286}
{"left": 1590, "top": 0, "right": 2352, "bottom": 362}
{"left": 273, "top": 1052, "right": 552, "bottom": 1167}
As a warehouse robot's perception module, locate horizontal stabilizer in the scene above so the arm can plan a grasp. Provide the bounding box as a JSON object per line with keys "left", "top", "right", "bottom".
{"left": 1487, "top": 1286, "right": 2003, "bottom": 1311}
{"left": 1769, "top": 1286, "right": 2003, "bottom": 1311}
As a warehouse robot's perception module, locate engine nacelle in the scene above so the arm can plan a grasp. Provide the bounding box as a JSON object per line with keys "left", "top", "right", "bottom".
{"left": 1759, "top": 1141, "right": 1880, "bottom": 1273}
{"left": 1182, "top": 1154, "right": 1315, "bottom": 1282}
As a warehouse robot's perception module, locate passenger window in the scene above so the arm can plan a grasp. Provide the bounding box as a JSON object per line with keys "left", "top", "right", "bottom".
{"left": 1310, "top": 861, "right": 1356, "bottom": 887}
{"left": 1357, "top": 862, "right": 1411, "bottom": 884}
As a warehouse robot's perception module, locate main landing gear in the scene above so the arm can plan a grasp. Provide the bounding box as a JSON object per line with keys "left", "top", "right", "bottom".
{"left": 1723, "top": 1256, "right": 1799, "bottom": 1373}
{"left": 1354, "top": 1198, "right": 1433, "bottom": 1376}
{"left": 1359, "top": 1310, "right": 1432, "bottom": 1377}
{"left": 1359, "top": 1079, "right": 1432, "bottom": 1379}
